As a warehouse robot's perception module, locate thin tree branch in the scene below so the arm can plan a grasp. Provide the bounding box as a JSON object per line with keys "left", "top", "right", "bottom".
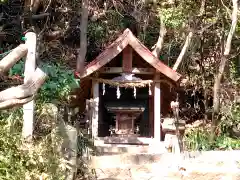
{"left": 221, "top": 0, "right": 232, "bottom": 19}
{"left": 44, "top": 0, "right": 52, "bottom": 13}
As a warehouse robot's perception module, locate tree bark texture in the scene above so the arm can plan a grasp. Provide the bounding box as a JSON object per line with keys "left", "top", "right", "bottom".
{"left": 76, "top": 0, "right": 89, "bottom": 73}
{"left": 0, "top": 97, "right": 33, "bottom": 110}
{"left": 0, "top": 68, "right": 46, "bottom": 102}
{"left": 211, "top": 0, "right": 238, "bottom": 140}
{"left": 22, "top": 32, "right": 37, "bottom": 141}
{"left": 0, "top": 68, "right": 47, "bottom": 109}
{"left": 0, "top": 44, "right": 28, "bottom": 73}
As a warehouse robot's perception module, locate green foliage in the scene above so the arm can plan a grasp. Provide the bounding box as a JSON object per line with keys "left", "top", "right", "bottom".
{"left": 0, "top": 128, "right": 26, "bottom": 179}
{"left": 9, "top": 60, "right": 24, "bottom": 77}
{"left": 0, "top": 107, "right": 95, "bottom": 180}
{"left": 138, "top": 18, "right": 160, "bottom": 49}
{"left": 39, "top": 63, "right": 79, "bottom": 102}
{"left": 0, "top": 61, "right": 84, "bottom": 180}
{"left": 184, "top": 128, "right": 213, "bottom": 151}
{"left": 9, "top": 61, "right": 80, "bottom": 102}
{"left": 215, "top": 135, "right": 240, "bottom": 150}
{"left": 236, "top": 19, "right": 240, "bottom": 35}
{"left": 160, "top": 8, "right": 186, "bottom": 29}
{"left": 230, "top": 58, "right": 240, "bottom": 85}
{"left": 185, "top": 104, "right": 240, "bottom": 151}
{"left": 0, "top": 110, "right": 65, "bottom": 180}
{"left": 185, "top": 102, "right": 240, "bottom": 151}
{"left": 220, "top": 104, "right": 240, "bottom": 134}
{"left": 0, "top": 109, "right": 23, "bottom": 131}
{"left": 185, "top": 127, "right": 240, "bottom": 151}
{"left": 87, "top": 10, "right": 125, "bottom": 60}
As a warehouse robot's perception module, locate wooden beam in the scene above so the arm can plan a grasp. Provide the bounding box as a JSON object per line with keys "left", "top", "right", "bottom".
{"left": 149, "top": 84, "right": 154, "bottom": 138}
{"left": 122, "top": 46, "right": 132, "bottom": 73}
{"left": 100, "top": 67, "right": 155, "bottom": 74}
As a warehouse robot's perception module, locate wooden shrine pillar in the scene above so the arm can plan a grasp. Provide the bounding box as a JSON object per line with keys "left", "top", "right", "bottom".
{"left": 154, "top": 75, "right": 161, "bottom": 142}
{"left": 92, "top": 80, "right": 99, "bottom": 138}
{"left": 149, "top": 85, "right": 154, "bottom": 138}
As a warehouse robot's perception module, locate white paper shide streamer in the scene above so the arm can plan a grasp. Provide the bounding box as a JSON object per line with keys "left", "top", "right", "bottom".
{"left": 133, "top": 87, "right": 136, "bottom": 99}
{"left": 148, "top": 83, "right": 152, "bottom": 95}
{"left": 116, "top": 86, "right": 121, "bottom": 99}
{"left": 102, "top": 83, "right": 105, "bottom": 95}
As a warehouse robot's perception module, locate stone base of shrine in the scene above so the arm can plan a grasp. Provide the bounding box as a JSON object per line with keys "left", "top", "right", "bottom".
{"left": 94, "top": 137, "right": 156, "bottom": 146}
{"left": 94, "top": 137, "right": 166, "bottom": 156}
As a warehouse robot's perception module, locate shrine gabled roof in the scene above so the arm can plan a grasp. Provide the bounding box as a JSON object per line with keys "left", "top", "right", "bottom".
{"left": 80, "top": 28, "right": 181, "bottom": 82}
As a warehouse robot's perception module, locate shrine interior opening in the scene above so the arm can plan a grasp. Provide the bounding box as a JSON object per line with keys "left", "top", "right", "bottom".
{"left": 98, "top": 83, "right": 151, "bottom": 138}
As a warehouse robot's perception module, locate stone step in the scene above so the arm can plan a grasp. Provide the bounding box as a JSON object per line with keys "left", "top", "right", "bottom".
{"left": 91, "top": 153, "right": 164, "bottom": 168}
{"left": 94, "top": 138, "right": 166, "bottom": 155}
{"left": 94, "top": 137, "right": 155, "bottom": 145}
{"left": 96, "top": 145, "right": 151, "bottom": 155}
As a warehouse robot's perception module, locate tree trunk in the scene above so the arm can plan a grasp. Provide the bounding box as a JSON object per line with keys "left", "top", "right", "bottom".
{"left": 211, "top": 0, "right": 238, "bottom": 141}
{"left": 76, "top": 0, "right": 89, "bottom": 73}
{"left": 24, "top": 0, "right": 40, "bottom": 14}
{"left": 152, "top": 16, "right": 166, "bottom": 58}
{"left": 199, "top": 34, "right": 208, "bottom": 125}
{"left": 173, "top": 31, "right": 194, "bottom": 71}
{"left": 172, "top": 0, "right": 206, "bottom": 72}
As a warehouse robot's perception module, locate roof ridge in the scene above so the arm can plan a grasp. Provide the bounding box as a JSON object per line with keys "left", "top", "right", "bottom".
{"left": 80, "top": 28, "right": 181, "bottom": 82}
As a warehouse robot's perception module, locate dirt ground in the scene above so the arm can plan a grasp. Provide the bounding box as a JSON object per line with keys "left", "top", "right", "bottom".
{"left": 167, "top": 172, "right": 240, "bottom": 180}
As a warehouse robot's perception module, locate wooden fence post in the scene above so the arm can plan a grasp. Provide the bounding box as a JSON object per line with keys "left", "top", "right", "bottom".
{"left": 22, "top": 32, "right": 37, "bottom": 141}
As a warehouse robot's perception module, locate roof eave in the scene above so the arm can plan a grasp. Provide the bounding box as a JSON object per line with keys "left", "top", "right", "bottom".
{"left": 79, "top": 28, "right": 182, "bottom": 82}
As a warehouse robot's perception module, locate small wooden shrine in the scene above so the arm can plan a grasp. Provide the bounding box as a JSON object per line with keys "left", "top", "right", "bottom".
{"left": 78, "top": 29, "right": 182, "bottom": 144}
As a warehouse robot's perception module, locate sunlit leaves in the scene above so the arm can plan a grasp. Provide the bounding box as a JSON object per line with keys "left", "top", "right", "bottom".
{"left": 160, "top": 8, "right": 186, "bottom": 28}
